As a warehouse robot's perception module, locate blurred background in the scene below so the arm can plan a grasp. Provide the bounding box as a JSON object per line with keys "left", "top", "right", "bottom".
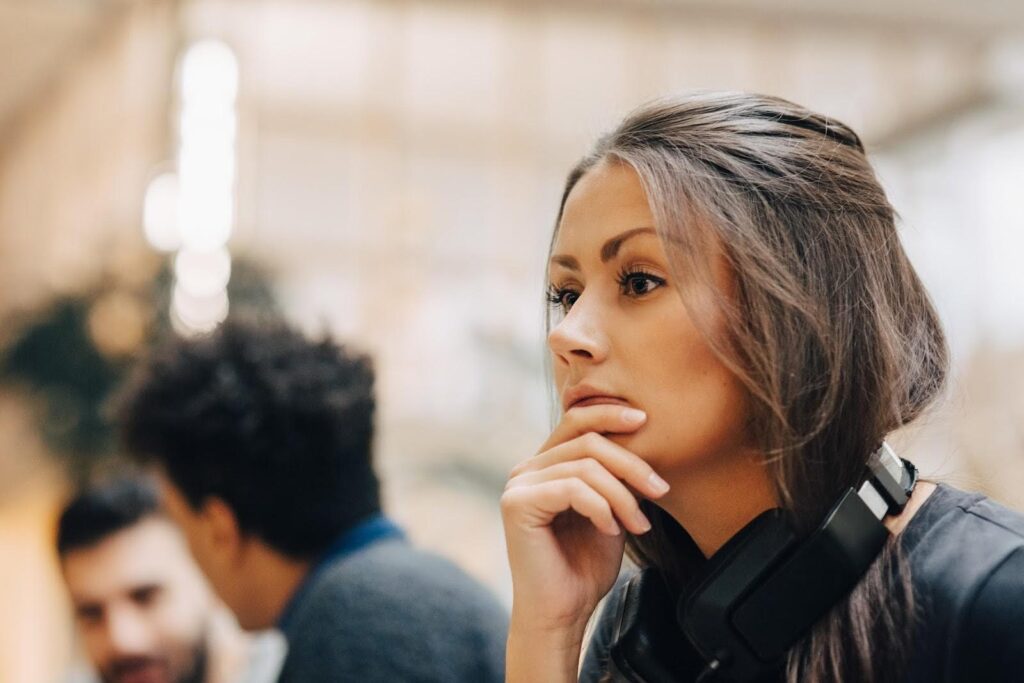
{"left": 0, "top": 0, "right": 1022, "bottom": 680}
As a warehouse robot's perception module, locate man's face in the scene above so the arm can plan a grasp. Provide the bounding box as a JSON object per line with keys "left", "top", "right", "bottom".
{"left": 156, "top": 477, "right": 263, "bottom": 631}
{"left": 62, "top": 517, "right": 211, "bottom": 683}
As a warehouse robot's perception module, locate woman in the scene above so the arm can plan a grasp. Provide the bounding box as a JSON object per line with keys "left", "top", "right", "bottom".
{"left": 501, "top": 92, "right": 1024, "bottom": 683}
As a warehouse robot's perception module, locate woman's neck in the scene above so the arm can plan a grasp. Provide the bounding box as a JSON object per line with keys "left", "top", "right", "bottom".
{"left": 657, "top": 449, "right": 778, "bottom": 558}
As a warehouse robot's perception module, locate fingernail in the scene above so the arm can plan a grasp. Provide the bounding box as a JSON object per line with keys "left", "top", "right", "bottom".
{"left": 647, "top": 472, "right": 670, "bottom": 495}
{"left": 608, "top": 520, "right": 622, "bottom": 536}
{"left": 622, "top": 408, "right": 646, "bottom": 424}
{"left": 634, "top": 511, "right": 652, "bottom": 533}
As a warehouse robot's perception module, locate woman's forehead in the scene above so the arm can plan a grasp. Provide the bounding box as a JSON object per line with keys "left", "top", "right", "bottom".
{"left": 555, "top": 163, "right": 655, "bottom": 256}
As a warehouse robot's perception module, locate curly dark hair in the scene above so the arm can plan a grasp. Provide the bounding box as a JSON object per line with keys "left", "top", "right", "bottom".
{"left": 114, "top": 317, "right": 380, "bottom": 559}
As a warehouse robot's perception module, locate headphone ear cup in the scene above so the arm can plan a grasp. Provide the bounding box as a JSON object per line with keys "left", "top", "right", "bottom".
{"left": 609, "top": 569, "right": 708, "bottom": 682}
{"left": 679, "top": 510, "right": 797, "bottom": 681}
{"left": 681, "top": 487, "right": 894, "bottom": 683}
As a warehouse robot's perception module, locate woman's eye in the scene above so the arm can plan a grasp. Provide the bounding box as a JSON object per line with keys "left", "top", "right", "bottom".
{"left": 620, "top": 272, "right": 665, "bottom": 297}
{"left": 547, "top": 287, "right": 579, "bottom": 312}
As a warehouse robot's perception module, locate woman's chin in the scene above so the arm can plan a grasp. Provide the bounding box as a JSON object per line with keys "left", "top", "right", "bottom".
{"left": 605, "top": 430, "right": 661, "bottom": 466}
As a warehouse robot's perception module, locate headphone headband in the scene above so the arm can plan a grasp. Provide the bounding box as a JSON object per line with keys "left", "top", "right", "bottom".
{"left": 858, "top": 442, "right": 917, "bottom": 520}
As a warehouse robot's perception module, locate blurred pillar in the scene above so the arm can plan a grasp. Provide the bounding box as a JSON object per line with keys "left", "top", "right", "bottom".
{"left": 0, "top": 0, "right": 179, "bottom": 322}
{"left": 0, "top": 2, "right": 180, "bottom": 682}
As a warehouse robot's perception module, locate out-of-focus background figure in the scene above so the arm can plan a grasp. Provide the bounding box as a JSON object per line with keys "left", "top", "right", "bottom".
{"left": 57, "top": 476, "right": 283, "bottom": 683}
{"left": 113, "top": 317, "right": 508, "bottom": 682}
{"left": 0, "top": 1, "right": 1021, "bottom": 681}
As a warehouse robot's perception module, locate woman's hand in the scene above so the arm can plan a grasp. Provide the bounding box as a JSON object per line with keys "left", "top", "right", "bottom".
{"left": 501, "top": 404, "right": 670, "bottom": 682}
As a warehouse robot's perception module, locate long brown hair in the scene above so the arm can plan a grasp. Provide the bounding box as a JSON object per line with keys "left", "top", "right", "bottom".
{"left": 552, "top": 92, "right": 948, "bottom": 682}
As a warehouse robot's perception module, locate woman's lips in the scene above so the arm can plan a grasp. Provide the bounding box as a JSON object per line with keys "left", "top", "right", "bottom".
{"left": 570, "top": 396, "right": 631, "bottom": 409}
{"left": 561, "top": 383, "right": 632, "bottom": 412}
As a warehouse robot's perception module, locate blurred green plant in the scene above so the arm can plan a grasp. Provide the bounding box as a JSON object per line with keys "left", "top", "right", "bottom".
{"left": 0, "top": 258, "right": 279, "bottom": 481}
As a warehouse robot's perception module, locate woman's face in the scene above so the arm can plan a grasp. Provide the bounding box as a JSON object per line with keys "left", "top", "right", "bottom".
{"left": 548, "top": 158, "right": 751, "bottom": 476}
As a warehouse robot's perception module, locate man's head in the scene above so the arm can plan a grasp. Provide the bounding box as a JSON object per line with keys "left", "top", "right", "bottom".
{"left": 57, "top": 477, "right": 212, "bottom": 683}
{"left": 114, "top": 318, "right": 379, "bottom": 628}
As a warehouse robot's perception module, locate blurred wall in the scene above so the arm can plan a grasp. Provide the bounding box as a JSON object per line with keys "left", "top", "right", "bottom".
{"left": 0, "top": 0, "right": 177, "bottom": 321}
{"left": 876, "top": 91, "right": 1024, "bottom": 508}
{"left": 181, "top": 0, "right": 1024, "bottom": 602}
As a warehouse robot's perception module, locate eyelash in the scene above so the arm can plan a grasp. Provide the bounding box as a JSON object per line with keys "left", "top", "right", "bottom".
{"left": 546, "top": 285, "right": 578, "bottom": 312}
{"left": 616, "top": 266, "right": 666, "bottom": 297}
{"left": 546, "top": 268, "right": 666, "bottom": 313}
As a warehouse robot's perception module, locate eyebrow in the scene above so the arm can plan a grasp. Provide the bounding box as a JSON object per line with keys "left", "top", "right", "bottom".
{"left": 550, "top": 227, "right": 657, "bottom": 271}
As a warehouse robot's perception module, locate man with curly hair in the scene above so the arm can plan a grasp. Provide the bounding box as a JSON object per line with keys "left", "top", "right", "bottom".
{"left": 114, "top": 318, "right": 507, "bottom": 683}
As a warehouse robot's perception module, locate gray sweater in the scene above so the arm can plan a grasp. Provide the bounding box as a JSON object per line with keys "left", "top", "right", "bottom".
{"left": 276, "top": 536, "right": 508, "bottom": 683}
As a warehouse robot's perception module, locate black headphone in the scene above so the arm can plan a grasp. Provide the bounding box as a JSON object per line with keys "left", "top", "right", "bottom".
{"left": 608, "top": 443, "right": 918, "bottom": 683}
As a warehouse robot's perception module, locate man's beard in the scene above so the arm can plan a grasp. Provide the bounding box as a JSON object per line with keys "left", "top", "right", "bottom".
{"left": 99, "top": 626, "right": 209, "bottom": 683}
{"left": 179, "top": 637, "right": 208, "bottom": 683}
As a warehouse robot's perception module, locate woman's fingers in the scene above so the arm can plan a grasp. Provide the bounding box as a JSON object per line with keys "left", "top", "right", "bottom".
{"left": 507, "top": 458, "right": 652, "bottom": 534}
{"left": 538, "top": 404, "right": 647, "bottom": 452}
{"left": 503, "top": 404, "right": 668, "bottom": 540}
{"left": 501, "top": 477, "right": 622, "bottom": 537}
{"left": 511, "top": 431, "right": 669, "bottom": 501}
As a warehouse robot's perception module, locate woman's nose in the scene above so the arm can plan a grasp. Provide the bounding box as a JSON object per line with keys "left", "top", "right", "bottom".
{"left": 547, "top": 294, "right": 609, "bottom": 365}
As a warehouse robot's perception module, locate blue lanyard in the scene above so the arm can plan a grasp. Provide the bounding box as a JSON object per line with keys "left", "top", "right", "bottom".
{"left": 277, "top": 515, "right": 405, "bottom": 632}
